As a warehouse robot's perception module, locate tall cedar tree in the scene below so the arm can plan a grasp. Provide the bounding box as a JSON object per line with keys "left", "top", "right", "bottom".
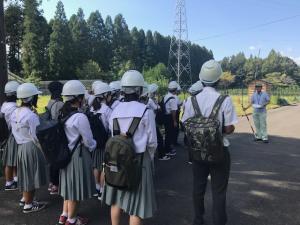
{"left": 48, "top": 1, "right": 73, "bottom": 80}
{"left": 69, "top": 8, "right": 89, "bottom": 71}
{"left": 87, "top": 11, "right": 108, "bottom": 71}
{"left": 22, "top": 0, "right": 49, "bottom": 79}
{"left": 5, "top": 2, "right": 24, "bottom": 74}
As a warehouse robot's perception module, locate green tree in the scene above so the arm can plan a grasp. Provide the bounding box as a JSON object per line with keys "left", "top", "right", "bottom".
{"left": 22, "top": 0, "right": 49, "bottom": 79}
{"left": 130, "top": 27, "right": 145, "bottom": 71}
{"left": 144, "top": 30, "right": 156, "bottom": 68}
{"left": 87, "top": 10, "right": 109, "bottom": 71}
{"left": 48, "top": 1, "right": 74, "bottom": 80}
{"left": 5, "top": 2, "right": 24, "bottom": 74}
{"left": 103, "top": 15, "right": 114, "bottom": 71}
{"left": 69, "top": 8, "right": 89, "bottom": 69}
{"left": 76, "top": 60, "right": 102, "bottom": 79}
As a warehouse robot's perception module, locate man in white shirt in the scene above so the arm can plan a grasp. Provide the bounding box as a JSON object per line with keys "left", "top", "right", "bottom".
{"left": 163, "top": 81, "right": 178, "bottom": 156}
{"left": 181, "top": 60, "right": 238, "bottom": 225}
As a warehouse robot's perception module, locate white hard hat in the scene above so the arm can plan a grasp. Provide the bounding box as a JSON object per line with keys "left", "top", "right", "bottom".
{"left": 189, "top": 81, "right": 204, "bottom": 95}
{"left": 17, "top": 83, "right": 42, "bottom": 99}
{"left": 109, "top": 81, "right": 121, "bottom": 92}
{"left": 62, "top": 80, "right": 86, "bottom": 96}
{"left": 141, "top": 82, "right": 149, "bottom": 97}
{"left": 177, "top": 85, "right": 182, "bottom": 91}
{"left": 148, "top": 83, "right": 159, "bottom": 94}
{"left": 168, "top": 81, "right": 178, "bottom": 90}
{"left": 5, "top": 81, "right": 20, "bottom": 95}
{"left": 94, "top": 82, "right": 112, "bottom": 96}
{"left": 91, "top": 80, "right": 102, "bottom": 93}
{"left": 121, "top": 70, "right": 144, "bottom": 87}
{"left": 199, "top": 60, "right": 223, "bottom": 84}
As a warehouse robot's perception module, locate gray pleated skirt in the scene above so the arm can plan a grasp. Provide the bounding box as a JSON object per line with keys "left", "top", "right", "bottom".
{"left": 59, "top": 145, "right": 95, "bottom": 201}
{"left": 17, "top": 142, "right": 48, "bottom": 192}
{"left": 2, "top": 133, "right": 18, "bottom": 167}
{"left": 103, "top": 150, "right": 157, "bottom": 219}
{"left": 92, "top": 148, "right": 104, "bottom": 170}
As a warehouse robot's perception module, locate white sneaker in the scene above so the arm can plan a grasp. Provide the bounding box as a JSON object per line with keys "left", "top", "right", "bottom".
{"left": 158, "top": 155, "right": 171, "bottom": 161}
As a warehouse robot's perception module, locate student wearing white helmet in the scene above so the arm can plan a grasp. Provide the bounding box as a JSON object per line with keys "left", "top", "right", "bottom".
{"left": 140, "top": 82, "right": 149, "bottom": 105}
{"left": 10, "top": 83, "right": 47, "bottom": 213}
{"left": 174, "top": 84, "right": 183, "bottom": 146}
{"left": 58, "top": 80, "right": 96, "bottom": 225}
{"left": 109, "top": 81, "right": 122, "bottom": 110}
{"left": 1, "top": 81, "right": 20, "bottom": 191}
{"left": 181, "top": 60, "right": 238, "bottom": 225}
{"left": 162, "top": 81, "right": 179, "bottom": 156}
{"left": 89, "top": 81, "right": 112, "bottom": 200}
{"left": 103, "top": 70, "right": 157, "bottom": 225}
{"left": 147, "top": 83, "right": 170, "bottom": 161}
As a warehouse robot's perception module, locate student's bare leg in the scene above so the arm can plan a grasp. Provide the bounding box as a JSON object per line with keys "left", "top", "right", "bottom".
{"left": 111, "top": 205, "right": 122, "bottom": 225}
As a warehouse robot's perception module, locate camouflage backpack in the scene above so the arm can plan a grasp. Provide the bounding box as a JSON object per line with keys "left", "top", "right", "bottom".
{"left": 183, "top": 95, "right": 227, "bottom": 163}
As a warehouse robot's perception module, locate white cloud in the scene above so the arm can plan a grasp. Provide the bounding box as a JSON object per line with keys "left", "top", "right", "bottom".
{"left": 289, "top": 56, "right": 300, "bottom": 66}
{"left": 249, "top": 46, "right": 256, "bottom": 51}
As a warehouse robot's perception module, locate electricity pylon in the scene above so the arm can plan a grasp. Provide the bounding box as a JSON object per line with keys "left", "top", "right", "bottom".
{"left": 168, "top": 0, "right": 192, "bottom": 88}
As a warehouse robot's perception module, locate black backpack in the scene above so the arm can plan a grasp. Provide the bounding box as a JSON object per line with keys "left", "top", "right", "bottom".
{"left": 0, "top": 115, "right": 9, "bottom": 145}
{"left": 87, "top": 112, "right": 109, "bottom": 149}
{"left": 104, "top": 109, "right": 147, "bottom": 190}
{"left": 37, "top": 111, "right": 81, "bottom": 169}
{"left": 156, "top": 96, "right": 175, "bottom": 125}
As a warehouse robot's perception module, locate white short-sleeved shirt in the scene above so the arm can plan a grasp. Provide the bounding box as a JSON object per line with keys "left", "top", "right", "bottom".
{"left": 147, "top": 98, "right": 159, "bottom": 112}
{"left": 181, "top": 87, "right": 238, "bottom": 146}
{"left": 11, "top": 107, "right": 40, "bottom": 144}
{"left": 109, "top": 101, "right": 157, "bottom": 158}
{"left": 90, "top": 103, "right": 112, "bottom": 131}
{"left": 1, "top": 102, "right": 18, "bottom": 130}
{"left": 164, "top": 93, "right": 178, "bottom": 115}
{"left": 64, "top": 113, "right": 96, "bottom": 151}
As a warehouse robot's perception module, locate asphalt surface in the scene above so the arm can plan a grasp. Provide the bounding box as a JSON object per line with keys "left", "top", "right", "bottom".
{"left": 0, "top": 105, "right": 300, "bottom": 225}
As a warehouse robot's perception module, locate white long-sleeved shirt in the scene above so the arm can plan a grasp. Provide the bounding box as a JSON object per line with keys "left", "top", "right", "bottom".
{"left": 181, "top": 87, "right": 238, "bottom": 147}
{"left": 110, "top": 99, "right": 120, "bottom": 110}
{"left": 109, "top": 101, "right": 157, "bottom": 159}
{"left": 64, "top": 113, "right": 96, "bottom": 152}
{"left": 11, "top": 107, "right": 40, "bottom": 144}
{"left": 147, "top": 98, "right": 159, "bottom": 112}
{"left": 1, "top": 102, "right": 18, "bottom": 130}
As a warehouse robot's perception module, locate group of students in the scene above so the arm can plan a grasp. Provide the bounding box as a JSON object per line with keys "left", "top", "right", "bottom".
{"left": 0, "top": 59, "right": 238, "bottom": 225}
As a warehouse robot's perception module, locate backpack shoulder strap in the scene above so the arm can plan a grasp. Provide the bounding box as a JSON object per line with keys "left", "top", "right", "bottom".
{"left": 127, "top": 108, "right": 148, "bottom": 138}
{"left": 113, "top": 118, "right": 121, "bottom": 136}
{"left": 209, "top": 95, "right": 228, "bottom": 119}
{"left": 191, "top": 96, "right": 203, "bottom": 117}
{"left": 164, "top": 96, "right": 175, "bottom": 105}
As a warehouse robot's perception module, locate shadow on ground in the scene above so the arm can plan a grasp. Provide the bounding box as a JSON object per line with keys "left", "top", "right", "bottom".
{"left": 0, "top": 132, "right": 300, "bottom": 225}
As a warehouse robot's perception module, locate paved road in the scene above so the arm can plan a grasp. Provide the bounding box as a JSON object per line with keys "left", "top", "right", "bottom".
{"left": 1, "top": 105, "right": 300, "bottom": 225}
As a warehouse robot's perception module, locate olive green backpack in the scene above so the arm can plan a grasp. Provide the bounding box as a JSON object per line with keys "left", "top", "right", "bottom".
{"left": 104, "top": 109, "right": 147, "bottom": 190}
{"left": 183, "top": 95, "right": 227, "bottom": 164}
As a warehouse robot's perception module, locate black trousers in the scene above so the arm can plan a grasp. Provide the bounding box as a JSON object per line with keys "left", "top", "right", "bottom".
{"left": 156, "top": 126, "right": 166, "bottom": 158}
{"left": 192, "top": 148, "right": 231, "bottom": 225}
{"left": 50, "top": 164, "right": 59, "bottom": 186}
{"left": 174, "top": 110, "right": 180, "bottom": 145}
{"left": 164, "top": 115, "right": 174, "bottom": 154}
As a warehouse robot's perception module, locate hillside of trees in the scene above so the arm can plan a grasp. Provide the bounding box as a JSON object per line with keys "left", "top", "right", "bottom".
{"left": 220, "top": 50, "right": 300, "bottom": 88}
{"left": 5, "top": 0, "right": 213, "bottom": 85}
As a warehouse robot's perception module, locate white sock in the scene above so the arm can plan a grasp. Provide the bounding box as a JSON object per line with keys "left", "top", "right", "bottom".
{"left": 100, "top": 186, "right": 104, "bottom": 193}
{"left": 13, "top": 176, "right": 18, "bottom": 182}
{"left": 61, "top": 211, "right": 68, "bottom": 217}
{"left": 5, "top": 181, "right": 13, "bottom": 186}
{"left": 96, "top": 183, "right": 100, "bottom": 191}
{"left": 67, "top": 218, "right": 76, "bottom": 223}
{"left": 24, "top": 203, "right": 33, "bottom": 209}
{"left": 20, "top": 197, "right": 25, "bottom": 202}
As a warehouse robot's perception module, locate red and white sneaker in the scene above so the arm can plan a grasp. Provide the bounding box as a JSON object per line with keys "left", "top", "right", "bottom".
{"left": 58, "top": 215, "right": 67, "bottom": 224}
{"left": 65, "top": 217, "right": 89, "bottom": 225}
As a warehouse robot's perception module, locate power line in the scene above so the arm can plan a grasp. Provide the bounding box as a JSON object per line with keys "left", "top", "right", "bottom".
{"left": 193, "top": 13, "right": 300, "bottom": 41}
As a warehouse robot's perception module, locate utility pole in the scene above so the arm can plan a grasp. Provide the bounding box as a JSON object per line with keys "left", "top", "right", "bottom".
{"left": 0, "top": 0, "right": 7, "bottom": 104}
{"left": 168, "top": 0, "right": 192, "bottom": 89}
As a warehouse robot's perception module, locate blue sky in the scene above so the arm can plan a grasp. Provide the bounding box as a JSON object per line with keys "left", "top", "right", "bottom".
{"left": 41, "top": 0, "right": 300, "bottom": 63}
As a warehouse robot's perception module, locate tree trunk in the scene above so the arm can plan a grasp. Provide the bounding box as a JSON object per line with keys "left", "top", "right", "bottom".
{"left": 0, "top": 0, "right": 7, "bottom": 104}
